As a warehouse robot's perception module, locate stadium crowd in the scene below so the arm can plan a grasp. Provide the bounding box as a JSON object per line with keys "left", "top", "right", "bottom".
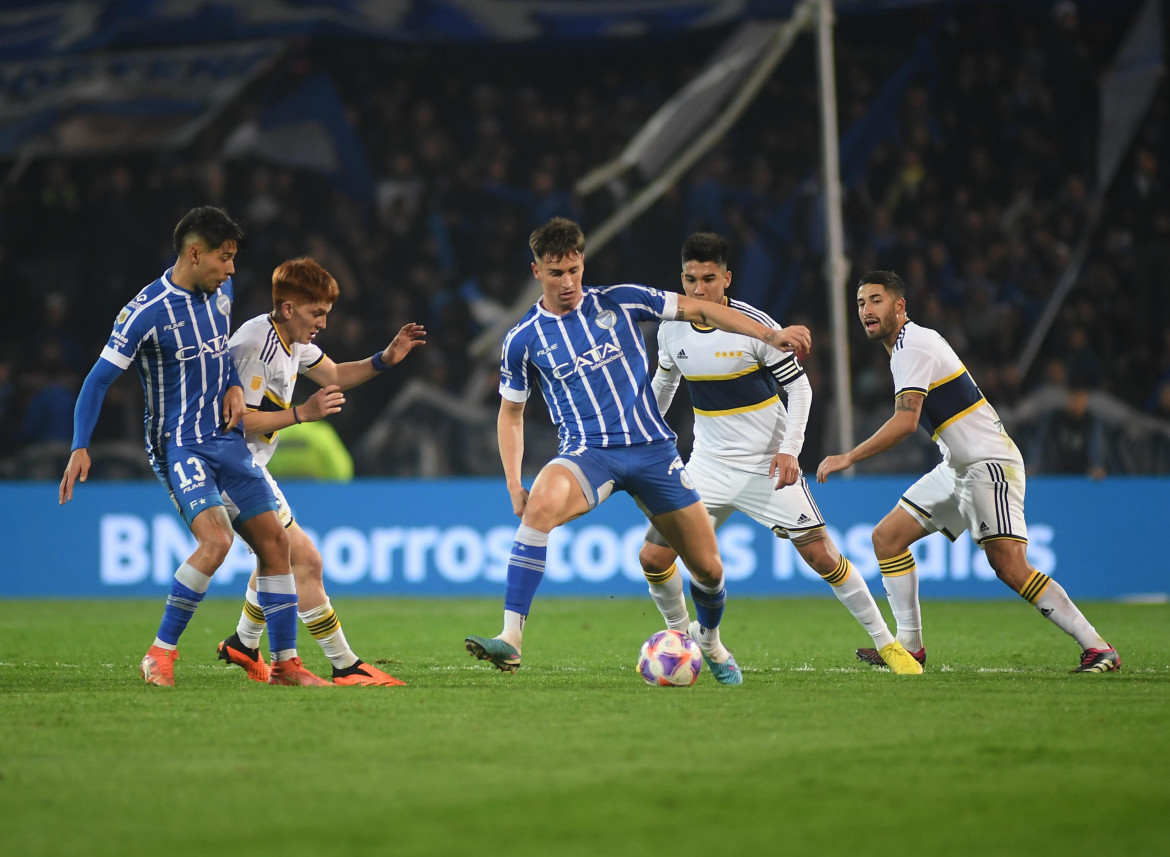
{"left": 1, "top": 0, "right": 1167, "bottom": 478}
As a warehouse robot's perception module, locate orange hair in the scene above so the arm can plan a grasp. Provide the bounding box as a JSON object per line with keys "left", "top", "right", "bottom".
{"left": 271, "top": 257, "right": 340, "bottom": 309}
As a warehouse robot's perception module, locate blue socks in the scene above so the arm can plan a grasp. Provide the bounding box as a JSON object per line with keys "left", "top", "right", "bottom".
{"left": 690, "top": 579, "right": 727, "bottom": 630}
{"left": 155, "top": 562, "right": 210, "bottom": 646}
{"left": 504, "top": 525, "right": 549, "bottom": 617}
{"left": 256, "top": 573, "right": 298, "bottom": 656}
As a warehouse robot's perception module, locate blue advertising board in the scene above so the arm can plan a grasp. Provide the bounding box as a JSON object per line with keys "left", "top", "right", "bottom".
{"left": 2, "top": 477, "right": 1166, "bottom": 600}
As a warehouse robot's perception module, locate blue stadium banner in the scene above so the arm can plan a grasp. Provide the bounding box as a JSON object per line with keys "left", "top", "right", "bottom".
{"left": 2, "top": 477, "right": 1166, "bottom": 600}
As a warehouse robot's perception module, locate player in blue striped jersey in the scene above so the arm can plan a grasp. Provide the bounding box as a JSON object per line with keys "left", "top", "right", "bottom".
{"left": 817, "top": 270, "right": 1119, "bottom": 673}
{"left": 59, "top": 207, "right": 329, "bottom": 686}
{"left": 465, "top": 217, "right": 811, "bottom": 682}
{"left": 639, "top": 234, "right": 922, "bottom": 675}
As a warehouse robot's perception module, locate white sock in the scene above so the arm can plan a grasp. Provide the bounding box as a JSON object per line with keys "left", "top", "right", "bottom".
{"left": 501, "top": 610, "right": 525, "bottom": 649}
{"left": 236, "top": 587, "right": 265, "bottom": 649}
{"left": 299, "top": 600, "right": 359, "bottom": 670}
{"left": 823, "top": 558, "right": 895, "bottom": 649}
{"left": 645, "top": 562, "right": 690, "bottom": 632}
{"left": 879, "top": 551, "right": 923, "bottom": 652}
{"left": 1023, "top": 572, "right": 1109, "bottom": 651}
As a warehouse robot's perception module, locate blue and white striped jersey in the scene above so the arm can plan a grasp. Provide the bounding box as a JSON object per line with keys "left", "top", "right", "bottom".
{"left": 499, "top": 284, "right": 680, "bottom": 451}
{"left": 99, "top": 268, "right": 238, "bottom": 456}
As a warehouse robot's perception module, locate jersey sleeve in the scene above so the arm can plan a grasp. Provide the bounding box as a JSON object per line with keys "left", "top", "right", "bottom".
{"left": 498, "top": 326, "right": 531, "bottom": 403}
{"left": 297, "top": 343, "right": 325, "bottom": 374}
{"left": 70, "top": 358, "right": 123, "bottom": 450}
{"left": 651, "top": 324, "right": 682, "bottom": 414}
{"left": 890, "top": 343, "right": 936, "bottom": 398}
{"left": 98, "top": 295, "right": 155, "bottom": 370}
{"left": 601, "top": 284, "right": 678, "bottom": 322}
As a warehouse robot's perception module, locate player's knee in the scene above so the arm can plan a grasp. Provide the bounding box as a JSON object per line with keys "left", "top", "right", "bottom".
{"left": 294, "top": 548, "right": 324, "bottom": 585}
{"left": 871, "top": 525, "right": 902, "bottom": 559}
{"left": 638, "top": 544, "right": 666, "bottom": 575}
{"left": 196, "top": 528, "right": 234, "bottom": 567}
{"left": 686, "top": 553, "right": 723, "bottom": 587}
{"left": 253, "top": 526, "right": 290, "bottom": 568}
{"left": 798, "top": 541, "right": 838, "bottom": 576}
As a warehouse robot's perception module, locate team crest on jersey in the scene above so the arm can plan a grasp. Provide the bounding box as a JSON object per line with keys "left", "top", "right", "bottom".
{"left": 216, "top": 293, "right": 231, "bottom": 316}
{"left": 595, "top": 310, "right": 616, "bottom": 329}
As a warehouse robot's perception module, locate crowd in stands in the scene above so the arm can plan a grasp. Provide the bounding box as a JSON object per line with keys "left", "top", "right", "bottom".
{"left": 1, "top": 0, "right": 1167, "bottom": 479}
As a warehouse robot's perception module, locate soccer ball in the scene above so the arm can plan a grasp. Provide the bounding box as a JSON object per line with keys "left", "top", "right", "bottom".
{"left": 637, "top": 629, "right": 702, "bottom": 687}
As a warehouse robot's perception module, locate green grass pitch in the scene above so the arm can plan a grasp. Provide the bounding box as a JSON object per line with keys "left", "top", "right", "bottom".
{"left": 1, "top": 596, "right": 1167, "bottom": 857}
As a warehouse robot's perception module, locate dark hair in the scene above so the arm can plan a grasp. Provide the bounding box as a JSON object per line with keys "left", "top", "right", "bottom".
{"left": 857, "top": 270, "right": 907, "bottom": 300}
{"left": 272, "top": 257, "right": 340, "bottom": 308}
{"left": 681, "top": 232, "right": 729, "bottom": 269}
{"left": 529, "top": 216, "right": 585, "bottom": 262}
{"left": 172, "top": 206, "right": 244, "bottom": 254}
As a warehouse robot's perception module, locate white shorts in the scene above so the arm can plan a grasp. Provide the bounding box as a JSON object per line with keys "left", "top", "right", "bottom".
{"left": 899, "top": 461, "right": 1028, "bottom": 545}
{"left": 645, "top": 452, "right": 826, "bottom": 546}
{"left": 222, "top": 464, "right": 294, "bottom": 529}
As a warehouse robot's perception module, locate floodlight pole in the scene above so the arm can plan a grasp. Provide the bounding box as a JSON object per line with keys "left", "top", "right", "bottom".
{"left": 816, "top": 0, "right": 854, "bottom": 457}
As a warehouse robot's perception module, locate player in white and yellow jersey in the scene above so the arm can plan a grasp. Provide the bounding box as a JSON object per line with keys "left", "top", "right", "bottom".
{"left": 639, "top": 234, "right": 922, "bottom": 675}
{"left": 217, "top": 257, "right": 426, "bottom": 686}
{"left": 817, "top": 270, "right": 1119, "bottom": 673}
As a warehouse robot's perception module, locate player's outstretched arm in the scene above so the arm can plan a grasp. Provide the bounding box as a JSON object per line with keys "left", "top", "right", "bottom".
{"left": 311, "top": 322, "right": 427, "bottom": 391}
{"left": 380, "top": 322, "right": 427, "bottom": 368}
{"left": 675, "top": 295, "right": 811, "bottom": 354}
{"left": 817, "top": 391, "right": 923, "bottom": 483}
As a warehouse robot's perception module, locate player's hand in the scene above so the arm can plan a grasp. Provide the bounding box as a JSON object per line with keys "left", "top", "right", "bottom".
{"left": 769, "top": 453, "right": 800, "bottom": 490}
{"left": 816, "top": 453, "right": 852, "bottom": 483}
{"left": 765, "top": 324, "right": 812, "bottom": 354}
{"left": 300, "top": 385, "right": 345, "bottom": 421}
{"left": 59, "top": 448, "right": 91, "bottom": 505}
{"left": 381, "top": 323, "right": 427, "bottom": 367}
{"left": 223, "top": 385, "right": 246, "bottom": 431}
{"left": 507, "top": 484, "right": 530, "bottom": 518}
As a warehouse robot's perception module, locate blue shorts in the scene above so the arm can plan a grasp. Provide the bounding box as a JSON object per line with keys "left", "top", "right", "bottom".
{"left": 151, "top": 428, "right": 278, "bottom": 527}
{"left": 552, "top": 441, "right": 701, "bottom": 517}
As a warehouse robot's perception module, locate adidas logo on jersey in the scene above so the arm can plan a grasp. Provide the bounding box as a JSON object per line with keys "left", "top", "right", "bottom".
{"left": 676, "top": 349, "right": 688, "bottom": 359}
{"left": 797, "top": 514, "right": 812, "bottom": 524}
{"left": 979, "top": 521, "right": 990, "bottom": 532}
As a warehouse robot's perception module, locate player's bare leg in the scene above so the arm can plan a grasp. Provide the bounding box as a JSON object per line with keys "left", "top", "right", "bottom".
{"left": 867, "top": 506, "right": 929, "bottom": 660}
{"left": 638, "top": 539, "right": 691, "bottom": 633}
{"left": 652, "top": 503, "right": 742, "bottom": 684}
{"left": 793, "top": 529, "right": 919, "bottom": 674}
{"left": 984, "top": 538, "right": 1118, "bottom": 672}
{"left": 466, "top": 463, "right": 590, "bottom": 672}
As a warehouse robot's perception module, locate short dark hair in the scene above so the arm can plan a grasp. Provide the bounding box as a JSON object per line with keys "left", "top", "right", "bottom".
{"left": 857, "top": 270, "right": 906, "bottom": 300}
{"left": 172, "top": 206, "right": 244, "bottom": 254}
{"left": 529, "top": 216, "right": 585, "bottom": 262}
{"left": 681, "top": 232, "right": 729, "bottom": 269}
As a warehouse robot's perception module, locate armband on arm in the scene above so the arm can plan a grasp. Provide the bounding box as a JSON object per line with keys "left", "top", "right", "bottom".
{"left": 371, "top": 351, "right": 390, "bottom": 372}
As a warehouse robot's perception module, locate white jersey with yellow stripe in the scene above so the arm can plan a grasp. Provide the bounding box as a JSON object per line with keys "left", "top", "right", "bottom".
{"left": 654, "top": 297, "right": 807, "bottom": 473}
{"left": 890, "top": 321, "right": 1022, "bottom": 470}
{"left": 229, "top": 313, "right": 325, "bottom": 467}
